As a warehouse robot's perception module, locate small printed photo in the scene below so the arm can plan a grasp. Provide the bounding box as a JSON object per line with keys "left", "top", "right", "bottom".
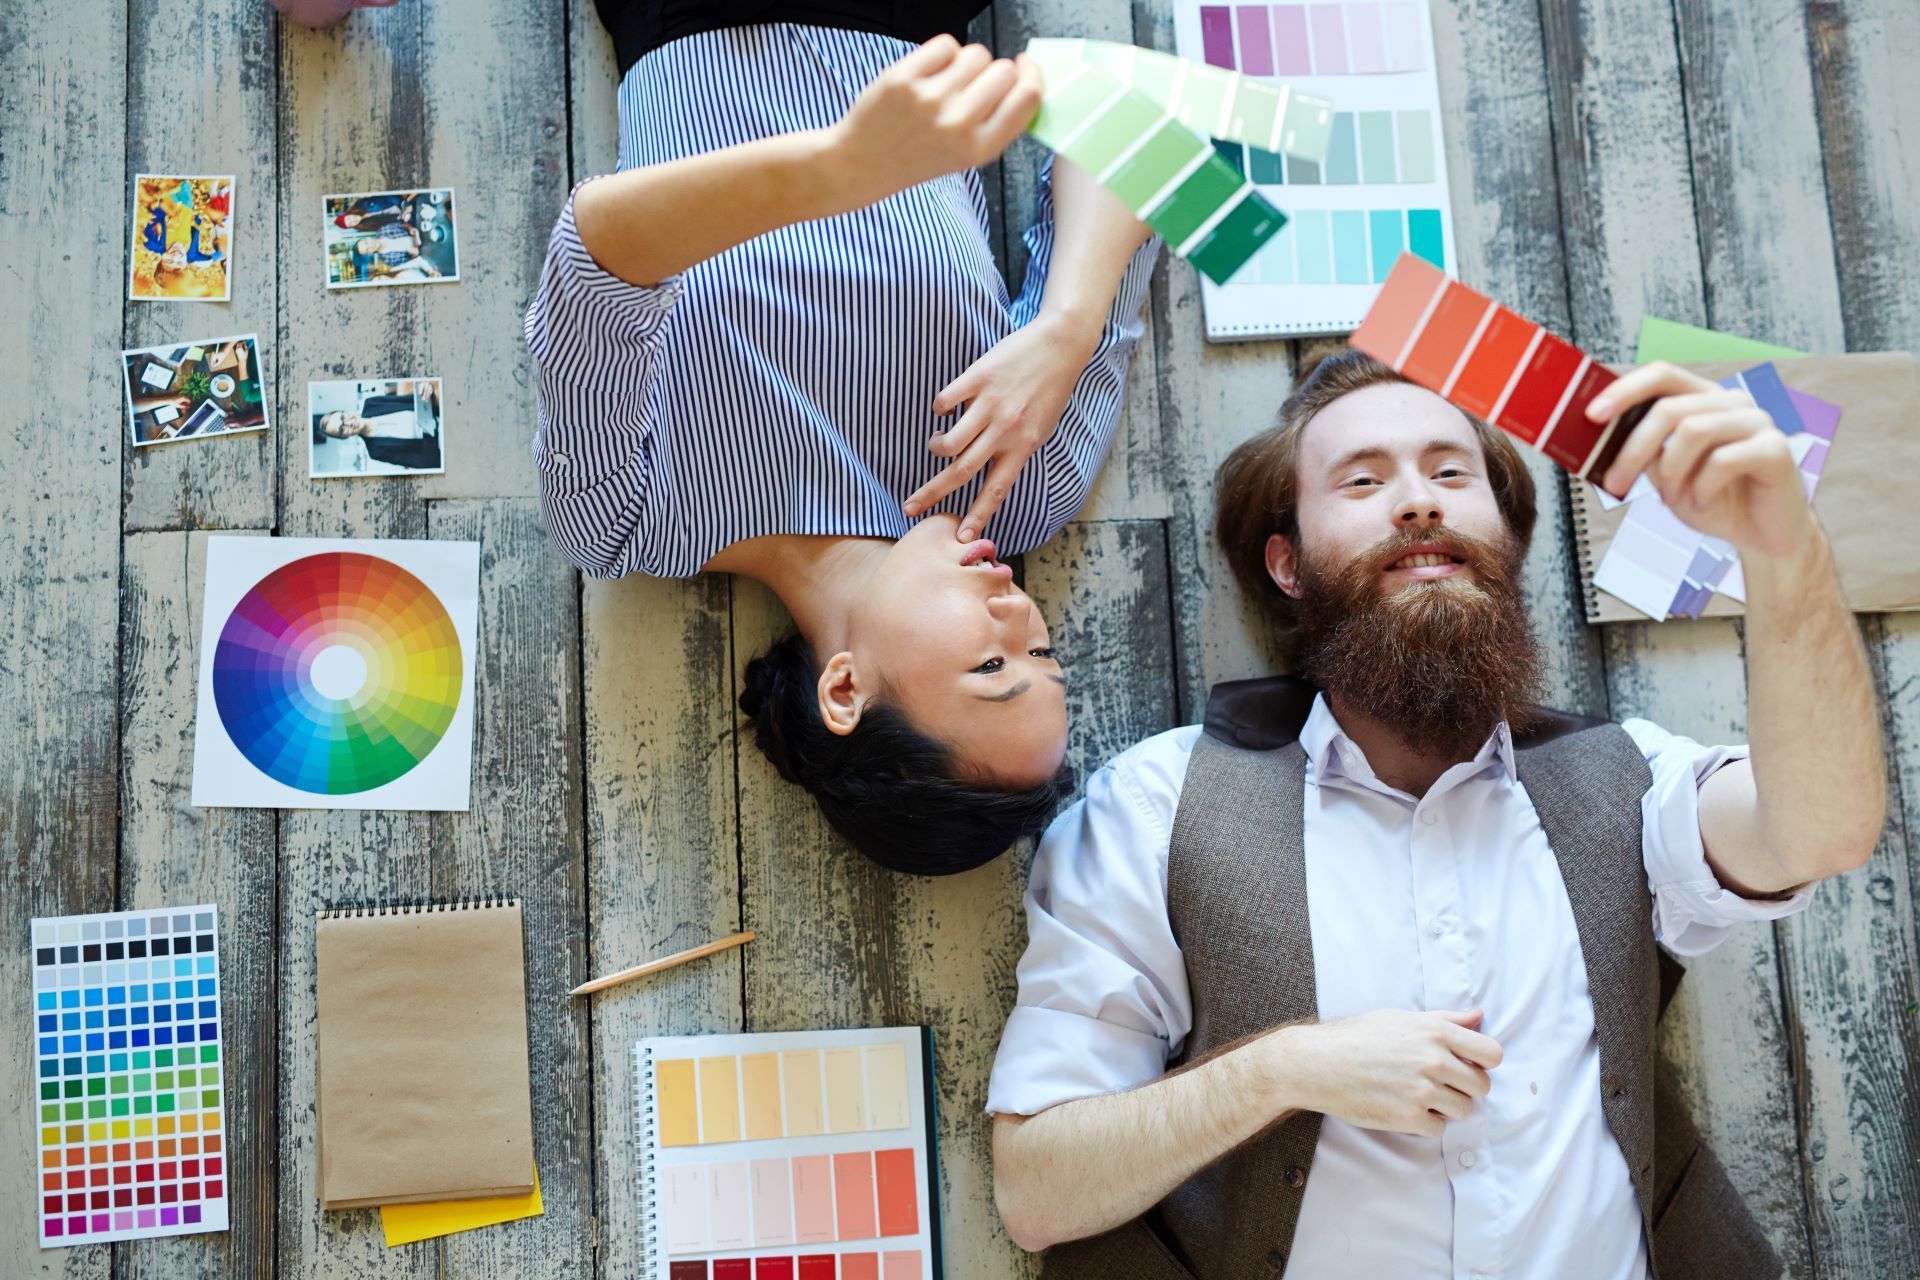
{"left": 121, "top": 335, "right": 268, "bottom": 447}
{"left": 309, "top": 377, "right": 445, "bottom": 478}
{"left": 129, "top": 174, "right": 234, "bottom": 301}
{"left": 321, "top": 187, "right": 459, "bottom": 288}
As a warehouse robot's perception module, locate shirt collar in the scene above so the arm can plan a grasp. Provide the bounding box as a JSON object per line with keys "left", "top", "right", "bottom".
{"left": 1300, "top": 693, "right": 1518, "bottom": 787}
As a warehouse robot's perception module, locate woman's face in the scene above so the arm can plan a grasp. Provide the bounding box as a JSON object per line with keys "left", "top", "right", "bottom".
{"left": 844, "top": 515, "right": 1067, "bottom": 788}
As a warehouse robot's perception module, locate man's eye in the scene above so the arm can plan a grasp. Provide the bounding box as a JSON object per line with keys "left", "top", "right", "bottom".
{"left": 973, "top": 658, "right": 1005, "bottom": 674}
{"left": 1030, "top": 648, "right": 1057, "bottom": 661}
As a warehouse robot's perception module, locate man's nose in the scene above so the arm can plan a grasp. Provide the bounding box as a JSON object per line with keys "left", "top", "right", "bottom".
{"left": 1394, "top": 479, "right": 1446, "bottom": 529}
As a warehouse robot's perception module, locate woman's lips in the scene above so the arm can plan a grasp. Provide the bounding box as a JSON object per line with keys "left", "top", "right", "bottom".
{"left": 961, "top": 538, "right": 1014, "bottom": 579}
{"left": 960, "top": 538, "right": 997, "bottom": 567}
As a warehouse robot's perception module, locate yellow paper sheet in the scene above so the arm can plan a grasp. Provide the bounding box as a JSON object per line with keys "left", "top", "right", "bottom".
{"left": 380, "top": 1169, "right": 543, "bottom": 1247}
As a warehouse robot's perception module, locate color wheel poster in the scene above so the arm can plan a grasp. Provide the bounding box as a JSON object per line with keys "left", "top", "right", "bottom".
{"left": 190, "top": 536, "right": 479, "bottom": 811}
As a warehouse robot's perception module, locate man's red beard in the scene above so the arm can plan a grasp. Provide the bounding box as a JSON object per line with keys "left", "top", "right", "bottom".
{"left": 1291, "top": 526, "right": 1544, "bottom": 760}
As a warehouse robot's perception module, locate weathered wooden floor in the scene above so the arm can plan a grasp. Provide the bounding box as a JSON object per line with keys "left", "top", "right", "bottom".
{"left": 4, "top": 1, "right": 1917, "bottom": 1276}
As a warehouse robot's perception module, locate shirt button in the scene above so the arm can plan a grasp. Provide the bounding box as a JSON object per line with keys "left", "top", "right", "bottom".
{"left": 1459, "top": 1150, "right": 1477, "bottom": 1169}
{"left": 550, "top": 451, "right": 570, "bottom": 466}
{"left": 1429, "top": 918, "right": 1446, "bottom": 937}
{"left": 1420, "top": 809, "right": 1439, "bottom": 826}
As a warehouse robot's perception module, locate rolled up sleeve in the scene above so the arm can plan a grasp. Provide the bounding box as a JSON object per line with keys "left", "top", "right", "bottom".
{"left": 1625, "top": 718, "right": 1815, "bottom": 957}
{"left": 986, "top": 728, "right": 1199, "bottom": 1116}
{"left": 523, "top": 180, "right": 684, "bottom": 579}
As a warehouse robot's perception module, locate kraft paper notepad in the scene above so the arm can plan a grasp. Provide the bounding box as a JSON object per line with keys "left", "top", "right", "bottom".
{"left": 636, "top": 1026, "right": 943, "bottom": 1278}
{"left": 315, "top": 898, "right": 535, "bottom": 1210}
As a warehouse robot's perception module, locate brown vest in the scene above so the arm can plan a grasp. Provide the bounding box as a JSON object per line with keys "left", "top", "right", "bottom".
{"left": 1043, "top": 677, "right": 1780, "bottom": 1280}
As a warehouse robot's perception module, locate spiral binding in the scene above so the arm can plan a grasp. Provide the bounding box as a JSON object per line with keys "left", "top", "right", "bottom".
{"left": 1565, "top": 472, "right": 1604, "bottom": 623}
{"left": 315, "top": 895, "right": 520, "bottom": 920}
{"left": 636, "top": 1043, "right": 659, "bottom": 1273}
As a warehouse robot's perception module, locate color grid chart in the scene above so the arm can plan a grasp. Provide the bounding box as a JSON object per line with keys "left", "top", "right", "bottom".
{"left": 1177, "top": 0, "right": 1458, "bottom": 337}
{"left": 640, "top": 1029, "right": 935, "bottom": 1280}
{"left": 30, "top": 905, "right": 229, "bottom": 1248}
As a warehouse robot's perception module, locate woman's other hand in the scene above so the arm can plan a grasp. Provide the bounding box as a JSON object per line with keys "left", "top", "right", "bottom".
{"left": 828, "top": 38, "right": 1044, "bottom": 206}
{"left": 903, "top": 315, "right": 1099, "bottom": 541}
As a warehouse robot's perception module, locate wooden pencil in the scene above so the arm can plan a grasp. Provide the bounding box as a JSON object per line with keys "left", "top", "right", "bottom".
{"left": 568, "top": 929, "right": 756, "bottom": 997}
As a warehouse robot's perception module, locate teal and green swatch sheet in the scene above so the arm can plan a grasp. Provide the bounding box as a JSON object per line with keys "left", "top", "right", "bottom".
{"left": 31, "top": 904, "right": 230, "bottom": 1249}
{"left": 1026, "top": 37, "right": 1333, "bottom": 285}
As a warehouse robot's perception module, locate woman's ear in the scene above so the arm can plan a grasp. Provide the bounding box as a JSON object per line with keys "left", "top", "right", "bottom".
{"left": 1266, "top": 533, "right": 1303, "bottom": 599}
{"left": 816, "top": 651, "right": 866, "bottom": 738}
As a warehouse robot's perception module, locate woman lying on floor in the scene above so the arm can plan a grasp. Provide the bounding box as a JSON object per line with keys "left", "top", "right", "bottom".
{"left": 526, "top": 1, "right": 1159, "bottom": 874}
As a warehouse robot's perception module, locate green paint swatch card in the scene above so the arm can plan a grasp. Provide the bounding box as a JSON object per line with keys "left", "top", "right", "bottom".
{"left": 1027, "top": 39, "right": 1308, "bottom": 284}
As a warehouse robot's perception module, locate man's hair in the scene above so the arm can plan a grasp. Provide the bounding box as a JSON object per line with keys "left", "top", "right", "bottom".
{"left": 1214, "top": 350, "right": 1537, "bottom": 657}
{"left": 312, "top": 412, "right": 339, "bottom": 445}
{"left": 739, "top": 634, "right": 1075, "bottom": 876}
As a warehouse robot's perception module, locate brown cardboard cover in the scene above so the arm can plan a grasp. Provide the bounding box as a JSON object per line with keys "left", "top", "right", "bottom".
{"left": 1573, "top": 353, "right": 1920, "bottom": 623}
{"left": 315, "top": 901, "right": 535, "bottom": 1209}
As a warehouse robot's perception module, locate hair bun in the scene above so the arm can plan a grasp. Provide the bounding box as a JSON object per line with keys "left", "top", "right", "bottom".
{"left": 737, "top": 667, "right": 769, "bottom": 719}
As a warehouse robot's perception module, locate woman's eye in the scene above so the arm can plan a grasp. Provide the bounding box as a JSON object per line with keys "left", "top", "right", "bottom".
{"left": 1029, "top": 647, "right": 1057, "bottom": 661}
{"left": 972, "top": 657, "right": 1005, "bottom": 674}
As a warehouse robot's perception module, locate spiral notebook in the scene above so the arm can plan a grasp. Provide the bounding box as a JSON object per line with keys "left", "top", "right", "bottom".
{"left": 635, "top": 1026, "right": 941, "bottom": 1279}
{"left": 314, "top": 897, "right": 535, "bottom": 1210}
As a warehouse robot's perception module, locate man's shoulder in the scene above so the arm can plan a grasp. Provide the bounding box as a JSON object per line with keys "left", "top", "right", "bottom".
{"left": 1047, "top": 725, "right": 1206, "bottom": 842}
{"left": 1092, "top": 724, "right": 1207, "bottom": 795}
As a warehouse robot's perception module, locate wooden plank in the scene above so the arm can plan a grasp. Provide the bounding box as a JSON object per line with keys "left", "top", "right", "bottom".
{"left": 1657, "top": 3, "right": 1863, "bottom": 1271}
{"left": 1675, "top": 0, "right": 1846, "bottom": 353}
{"left": 1537, "top": 0, "right": 1706, "bottom": 353}
{"left": 412, "top": 0, "right": 569, "bottom": 502}
{"left": 1427, "top": 0, "right": 1608, "bottom": 716}
{"left": 275, "top": 5, "right": 432, "bottom": 543}
{"left": 0, "top": 2, "right": 127, "bottom": 1276}
{"left": 1123, "top": 0, "right": 1290, "bottom": 717}
{"left": 1536, "top": 1, "right": 1820, "bottom": 1269}
{"left": 273, "top": 504, "right": 588, "bottom": 1276}
{"left": 425, "top": 499, "right": 591, "bottom": 1275}
{"left": 271, "top": 7, "right": 580, "bottom": 1270}
{"left": 274, "top": 11, "right": 438, "bottom": 1275}
{"left": 1797, "top": 3, "right": 1920, "bottom": 1270}
{"left": 730, "top": 520, "right": 1173, "bottom": 1277}
{"left": 581, "top": 573, "right": 742, "bottom": 1278}
{"left": 122, "top": 0, "right": 279, "bottom": 533}
{"left": 119, "top": 529, "right": 279, "bottom": 1279}
{"left": 1021, "top": 521, "right": 1180, "bottom": 777}
{"left": 562, "top": 18, "right": 751, "bottom": 1274}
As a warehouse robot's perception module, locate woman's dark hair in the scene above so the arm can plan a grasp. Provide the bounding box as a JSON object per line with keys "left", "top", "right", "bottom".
{"left": 740, "top": 635, "right": 1075, "bottom": 876}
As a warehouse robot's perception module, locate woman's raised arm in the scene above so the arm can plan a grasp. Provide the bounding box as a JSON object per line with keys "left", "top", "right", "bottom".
{"left": 571, "top": 36, "right": 1042, "bottom": 287}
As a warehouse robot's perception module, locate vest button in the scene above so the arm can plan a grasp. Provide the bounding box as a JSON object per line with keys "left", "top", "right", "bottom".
{"left": 1284, "top": 1166, "right": 1306, "bottom": 1189}
{"left": 1266, "top": 1248, "right": 1287, "bottom": 1271}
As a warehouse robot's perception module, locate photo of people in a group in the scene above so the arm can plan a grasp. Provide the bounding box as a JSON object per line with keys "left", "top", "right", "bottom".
{"left": 309, "top": 377, "right": 445, "bottom": 477}
{"left": 120, "top": 335, "right": 267, "bottom": 446}
{"left": 129, "top": 174, "right": 234, "bottom": 301}
{"left": 321, "top": 187, "right": 459, "bottom": 288}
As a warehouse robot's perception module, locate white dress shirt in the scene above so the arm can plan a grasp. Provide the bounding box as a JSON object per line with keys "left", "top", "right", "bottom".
{"left": 987, "top": 696, "right": 1812, "bottom": 1280}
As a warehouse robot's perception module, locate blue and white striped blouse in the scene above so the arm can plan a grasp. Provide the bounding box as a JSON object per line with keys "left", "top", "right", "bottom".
{"left": 525, "top": 24, "right": 1162, "bottom": 580}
